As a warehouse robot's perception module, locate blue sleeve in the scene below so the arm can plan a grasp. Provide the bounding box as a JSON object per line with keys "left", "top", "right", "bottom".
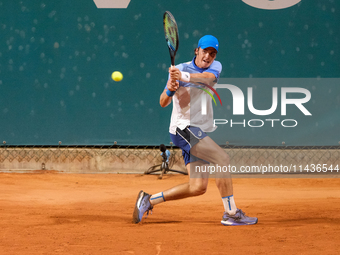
{"left": 164, "top": 64, "right": 184, "bottom": 90}
{"left": 205, "top": 60, "right": 222, "bottom": 79}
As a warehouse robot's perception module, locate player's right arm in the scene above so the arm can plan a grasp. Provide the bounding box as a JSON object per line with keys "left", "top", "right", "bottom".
{"left": 159, "top": 79, "right": 179, "bottom": 108}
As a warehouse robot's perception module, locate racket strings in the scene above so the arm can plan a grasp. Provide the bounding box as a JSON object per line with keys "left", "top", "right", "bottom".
{"left": 164, "top": 14, "right": 178, "bottom": 52}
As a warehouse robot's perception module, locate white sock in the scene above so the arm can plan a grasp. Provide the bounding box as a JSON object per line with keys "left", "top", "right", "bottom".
{"left": 150, "top": 192, "right": 165, "bottom": 206}
{"left": 222, "top": 195, "right": 237, "bottom": 215}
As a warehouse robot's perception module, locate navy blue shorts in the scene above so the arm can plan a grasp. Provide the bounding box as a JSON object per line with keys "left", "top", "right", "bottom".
{"left": 170, "top": 126, "right": 208, "bottom": 166}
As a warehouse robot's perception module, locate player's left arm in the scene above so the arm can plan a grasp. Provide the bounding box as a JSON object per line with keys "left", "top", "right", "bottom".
{"left": 190, "top": 72, "right": 216, "bottom": 86}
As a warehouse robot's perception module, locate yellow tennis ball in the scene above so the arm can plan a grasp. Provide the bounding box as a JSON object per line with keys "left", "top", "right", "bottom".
{"left": 112, "top": 71, "right": 123, "bottom": 82}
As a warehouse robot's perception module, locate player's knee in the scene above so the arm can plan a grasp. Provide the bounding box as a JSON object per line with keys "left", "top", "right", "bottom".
{"left": 191, "top": 183, "right": 207, "bottom": 196}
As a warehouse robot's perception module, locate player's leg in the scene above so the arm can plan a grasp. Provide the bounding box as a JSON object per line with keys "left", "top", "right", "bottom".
{"left": 132, "top": 161, "right": 209, "bottom": 224}
{"left": 189, "top": 131, "right": 258, "bottom": 225}
{"left": 190, "top": 135, "right": 231, "bottom": 173}
{"left": 146, "top": 159, "right": 209, "bottom": 208}
{"left": 190, "top": 136, "right": 234, "bottom": 198}
{"left": 152, "top": 129, "right": 210, "bottom": 201}
{"left": 132, "top": 130, "right": 209, "bottom": 223}
{"left": 158, "top": 160, "right": 210, "bottom": 201}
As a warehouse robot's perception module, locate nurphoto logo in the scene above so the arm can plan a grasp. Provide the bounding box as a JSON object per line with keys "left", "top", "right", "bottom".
{"left": 201, "top": 83, "right": 312, "bottom": 128}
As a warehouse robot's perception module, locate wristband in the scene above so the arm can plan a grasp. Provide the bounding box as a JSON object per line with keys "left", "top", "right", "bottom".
{"left": 166, "top": 89, "right": 176, "bottom": 97}
{"left": 180, "top": 71, "right": 190, "bottom": 82}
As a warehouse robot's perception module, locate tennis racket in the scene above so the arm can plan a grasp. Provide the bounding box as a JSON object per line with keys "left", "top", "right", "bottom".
{"left": 163, "top": 11, "right": 179, "bottom": 66}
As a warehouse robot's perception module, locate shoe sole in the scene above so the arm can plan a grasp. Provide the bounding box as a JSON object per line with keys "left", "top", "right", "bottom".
{"left": 221, "top": 218, "right": 258, "bottom": 226}
{"left": 132, "top": 190, "right": 144, "bottom": 224}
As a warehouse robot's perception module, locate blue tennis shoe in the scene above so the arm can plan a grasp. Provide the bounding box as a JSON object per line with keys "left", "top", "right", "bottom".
{"left": 221, "top": 209, "right": 258, "bottom": 226}
{"left": 133, "top": 190, "right": 153, "bottom": 223}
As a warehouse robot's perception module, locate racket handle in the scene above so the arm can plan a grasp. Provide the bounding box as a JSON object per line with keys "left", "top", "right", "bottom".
{"left": 171, "top": 56, "right": 175, "bottom": 66}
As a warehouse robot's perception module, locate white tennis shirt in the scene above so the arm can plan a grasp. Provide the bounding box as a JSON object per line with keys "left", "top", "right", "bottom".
{"left": 166, "top": 57, "right": 222, "bottom": 135}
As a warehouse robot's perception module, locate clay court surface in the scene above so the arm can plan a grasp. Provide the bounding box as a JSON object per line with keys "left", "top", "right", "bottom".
{"left": 0, "top": 172, "right": 339, "bottom": 254}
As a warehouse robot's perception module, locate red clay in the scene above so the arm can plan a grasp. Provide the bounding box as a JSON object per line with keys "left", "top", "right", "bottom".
{"left": 0, "top": 173, "right": 339, "bottom": 254}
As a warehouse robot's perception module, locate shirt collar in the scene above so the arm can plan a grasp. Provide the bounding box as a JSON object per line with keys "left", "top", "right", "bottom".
{"left": 192, "top": 57, "right": 210, "bottom": 72}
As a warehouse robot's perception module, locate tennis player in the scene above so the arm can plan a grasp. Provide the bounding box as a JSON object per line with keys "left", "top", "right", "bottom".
{"left": 133, "top": 35, "right": 258, "bottom": 226}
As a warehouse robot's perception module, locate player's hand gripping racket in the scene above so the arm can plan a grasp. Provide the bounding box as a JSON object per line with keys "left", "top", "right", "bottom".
{"left": 163, "top": 11, "right": 179, "bottom": 67}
